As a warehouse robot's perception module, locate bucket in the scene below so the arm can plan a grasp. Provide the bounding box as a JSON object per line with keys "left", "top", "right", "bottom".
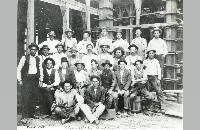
{"left": 132, "top": 96, "right": 142, "bottom": 113}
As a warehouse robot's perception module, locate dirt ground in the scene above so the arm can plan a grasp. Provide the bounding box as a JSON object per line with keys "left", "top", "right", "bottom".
{"left": 17, "top": 101, "right": 183, "bottom": 130}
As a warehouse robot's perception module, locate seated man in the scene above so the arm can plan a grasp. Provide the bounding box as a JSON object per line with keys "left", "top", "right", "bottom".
{"left": 84, "top": 75, "right": 106, "bottom": 124}
{"left": 129, "top": 60, "right": 153, "bottom": 113}
{"left": 112, "top": 47, "right": 126, "bottom": 71}
{"left": 74, "top": 59, "right": 90, "bottom": 97}
{"left": 52, "top": 80, "right": 84, "bottom": 124}
{"left": 112, "top": 57, "right": 132, "bottom": 116}
{"left": 41, "top": 58, "right": 60, "bottom": 117}
{"left": 100, "top": 60, "right": 115, "bottom": 108}
{"left": 87, "top": 59, "right": 102, "bottom": 78}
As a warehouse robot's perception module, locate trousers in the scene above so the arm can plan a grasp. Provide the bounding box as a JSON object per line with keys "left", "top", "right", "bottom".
{"left": 41, "top": 87, "right": 54, "bottom": 115}
{"left": 155, "top": 54, "right": 165, "bottom": 78}
{"left": 113, "top": 90, "right": 130, "bottom": 111}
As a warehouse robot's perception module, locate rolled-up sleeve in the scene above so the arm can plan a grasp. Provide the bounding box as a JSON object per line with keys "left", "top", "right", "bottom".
{"left": 53, "top": 70, "right": 60, "bottom": 86}
{"left": 17, "top": 56, "right": 26, "bottom": 81}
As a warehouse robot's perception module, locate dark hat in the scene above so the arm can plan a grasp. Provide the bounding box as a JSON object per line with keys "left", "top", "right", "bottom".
{"left": 86, "top": 43, "right": 94, "bottom": 48}
{"left": 100, "top": 44, "right": 110, "bottom": 48}
{"left": 134, "top": 60, "right": 143, "bottom": 65}
{"left": 40, "top": 45, "right": 50, "bottom": 51}
{"left": 115, "top": 29, "right": 123, "bottom": 35}
{"left": 74, "top": 59, "right": 85, "bottom": 67}
{"left": 28, "top": 43, "right": 39, "bottom": 50}
{"left": 61, "top": 80, "right": 74, "bottom": 89}
{"left": 83, "top": 30, "right": 91, "bottom": 35}
{"left": 48, "top": 31, "right": 56, "bottom": 36}
{"left": 55, "top": 43, "right": 64, "bottom": 48}
{"left": 65, "top": 28, "right": 74, "bottom": 34}
{"left": 146, "top": 49, "right": 156, "bottom": 54}
{"left": 99, "top": 27, "right": 108, "bottom": 32}
{"left": 101, "top": 60, "right": 112, "bottom": 67}
{"left": 61, "top": 57, "right": 68, "bottom": 63}
{"left": 113, "top": 47, "right": 125, "bottom": 55}
{"left": 128, "top": 44, "right": 139, "bottom": 50}
{"left": 44, "top": 58, "right": 55, "bottom": 66}
{"left": 118, "top": 57, "right": 127, "bottom": 65}
{"left": 91, "top": 59, "right": 98, "bottom": 64}
{"left": 90, "top": 75, "right": 101, "bottom": 82}
{"left": 151, "top": 27, "right": 162, "bottom": 34}
{"left": 134, "top": 26, "right": 142, "bottom": 31}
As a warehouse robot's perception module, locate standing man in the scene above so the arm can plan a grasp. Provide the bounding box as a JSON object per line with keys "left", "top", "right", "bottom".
{"left": 52, "top": 43, "right": 67, "bottom": 70}
{"left": 112, "top": 57, "right": 132, "bottom": 116}
{"left": 125, "top": 44, "right": 142, "bottom": 69}
{"left": 147, "top": 27, "right": 168, "bottom": 78}
{"left": 130, "top": 27, "right": 147, "bottom": 59}
{"left": 17, "top": 43, "right": 43, "bottom": 123}
{"left": 61, "top": 28, "right": 77, "bottom": 57}
{"left": 111, "top": 29, "right": 129, "bottom": 53}
{"left": 77, "top": 30, "right": 94, "bottom": 59}
{"left": 112, "top": 47, "right": 126, "bottom": 71}
{"left": 95, "top": 27, "right": 112, "bottom": 54}
{"left": 82, "top": 44, "right": 98, "bottom": 72}
{"left": 38, "top": 31, "right": 60, "bottom": 55}
{"left": 143, "top": 49, "right": 164, "bottom": 112}
{"left": 41, "top": 58, "right": 60, "bottom": 117}
{"left": 68, "top": 47, "right": 79, "bottom": 70}
{"left": 84, "top": 75, "right": 106, "bottom": 124}
{"left": 97, "top": 44, "right": 114, "bottom": 70}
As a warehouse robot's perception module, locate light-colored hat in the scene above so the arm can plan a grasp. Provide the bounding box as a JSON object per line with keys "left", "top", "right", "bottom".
{"left": 151, "top": 27, "right": 162, "bottom": 34}
{"left": 74, "top": 59, "right": 85, "bottom": 66}
{"left": 48, "top": 31, "right": 56, "bottom": 36}
{"left": 65, "top": 28, "right": 74, "bottom": 34}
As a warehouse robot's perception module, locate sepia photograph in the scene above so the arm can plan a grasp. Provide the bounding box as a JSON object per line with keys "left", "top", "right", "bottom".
{"left": 17, "top": 0, "right": 183, "bottom": 129}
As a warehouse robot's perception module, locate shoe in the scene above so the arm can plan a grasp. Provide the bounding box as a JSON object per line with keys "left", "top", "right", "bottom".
{"left": 127, "top": 111, "right": 134, "bottom": 116}
{"left": 61, "top": 119, "right": 67, "bottom": 124}
{"left": 21, "top": 118, "right": 28, "bottom": 124}
{"left": 93, "top": 119, "right": 100, "bottom": 125}
{"left": 84, "top": 118, "right": 90, "bottom": 123}
{"left": 77, "top": 116, "right": 82, "bottom": 121}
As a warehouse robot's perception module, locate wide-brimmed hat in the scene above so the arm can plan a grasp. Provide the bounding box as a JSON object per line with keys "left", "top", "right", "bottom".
{"left": 69, "top": 47, "right": 78, "bottom": 52}
{"left": 90, "top": 75, "right": 101, "bottom": 82}
{"left": 134, "top": 60, "right": 143, "bottom": 65}
{"left": 44, "top": 58, "right": 55, "bottom": 66}
{"left": 146, "top": 49, "right": 156, "bottom": 54}
{"left": 134, "top": 26, "right": 142, "bottom": 31}
{"left": 74, "top": 59, "right": 85, "bottom": 67}
{"left": 48, "top": 31, "right": 56, "bottom": 36}
{"left": 113, "top": 47, "right": 125, "bottom": 55}
{"left": 83, "top": 30, "right": 91, "bottom": 36}
{"left": 128, "top": 44, "right": 139, "bottom": 50}
{"left": 100, "top": 44, "right": 110, "bottom": 48}
{"left": 28, "top": 43, "right": 39, "bottom": 50}
{"left": 118, "top": 57, "right": 127, "bottom": 65}
{"left": 61, "top": 57, "right": 68, "bottom": 63}
{"left": 65, "top": 28, "right": 74, "bottom": 34}
{"left": 151, "top": 27, "right": 162, "bottom": 34}
{"left": 101, "top": 60, "right": 112, "bottom": 67}
{"left": 115, "top": 29, "right": 123, "bottom": 35}
{"left": 40, "top": 45, "right": 50, "bottom": 51}
{"left": 86, "top": 43, "right": 94, "bottom": 48}
{"left": 99, "top": 27, "right": 109, "bottom": 32}
{"left": 55, "top": 43, "right": 64, "bottom": 49}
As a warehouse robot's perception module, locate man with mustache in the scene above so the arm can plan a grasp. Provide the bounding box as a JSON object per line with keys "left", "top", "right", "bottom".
{"left": 68, "top": 47, "right": 79, "bottom": 70}
{"left": 112, "top": 47, "right": 126, "bottom": 71}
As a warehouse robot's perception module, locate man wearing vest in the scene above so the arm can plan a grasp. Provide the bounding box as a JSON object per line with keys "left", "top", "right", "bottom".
{"left": 17, "top": 43, "right": 43, "bottom": 124}
{"left": 41, "top": 58, "right": 60, "bottom": 118}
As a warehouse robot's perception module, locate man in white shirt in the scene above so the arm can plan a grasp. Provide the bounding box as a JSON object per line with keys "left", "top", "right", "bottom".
{"left": 82, "top": 44, "right": 98, "bottom": 71}
{"left": 125, "top": 44, "right": 142, "bottom": 70}
{"left": 147, "top": 27, "right": 168, "bottom": 78}
{"left": 61, "top": 29, "right": 77, "bottom": 57}
{"left": 40, "top": 58, "right": 60, "bottom": 117}
{"left": 143, "top": 49, "right": 164, "bottom": 112}
{"left": 17, "top": 43, "right": 42, "bottom": 123}
{"left": 95, "top": 27, "right": 112, "bottom": 54}
{"left": 130, "top": 27, "right": 147, "bottom": 59}
{"left": 77, "top": 30, "right": 94, "bottom": 59}
{"left": 38, "top": 45, "right": 51, "bottom": 69}
{"left": 111, "top": 29, "right": 129, "bottom": 53}
{"left": 51, "top": 43, "right": 68, "bottom": 70}
{"left": 38, "top": 31, "right": 60, "bottom": 55}
{"left": 74, "top": 59, "right": 89, "bottom": 96}
{"left": 68, "top": 47, "right": 79, "bottom": 70}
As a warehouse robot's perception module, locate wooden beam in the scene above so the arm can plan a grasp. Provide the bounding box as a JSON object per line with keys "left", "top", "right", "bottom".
{"left": 40, "top": 0, "right": 110, "bottom": 16}
{"left": 26, "top": 0, "right": 35, "bottom": 53}
{"left": 86, "top": 0, "right": 91, "bottom": 31}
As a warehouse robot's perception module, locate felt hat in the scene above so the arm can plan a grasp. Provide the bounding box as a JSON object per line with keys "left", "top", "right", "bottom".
{"left": 65, "top": 28, "right": 74, "bottom": 34}
{"left": 151, "top": 27, "right": 162, "bottom": 34}
{"left": 28, "top": 43, "right": 39, "bottom": 50}
{"left": 128, "top": 44, "right": 139, "bottom": 50}
{"left": 90, "top": 75, "right": 101, "bottom": 82}
{"left": 55, "top": 43, "right": 64, "bottom": 49}
{"left": 113, "top": 47, "right": 125, "bottom": 55}
{"left": 100, "top": 44, "right": 110, "bottom": 48}
{"left": 134, "top": 60, "right": 143, "bottom": 66}
{"left": 74, "top": 59, "right": 85, "bottom": 67}
{"left": 44, "top": 58, "right": 55, "bottom": 66}
{"left": 83, "top": 30, "right": 91, "bottom": 35}
{"left": 70, "top": 47, "right": 78, "bottom": 52}
{"left": 61, "top": 57, "right": 68, "bottom": 63}
{"left": 48, "top": 31, "right": 56, "bottom": 36}
{"left": 101, "top": 60, "right": 112, "bottom": 67}
{"left": 115, "top": 29, "right": 123, "bottom": 35}
{"left": 40, "top": 45, "right": 50, "bottom": 51}
{"left": 146, "top": 49, "right": 156, "bottom": 54}
{"left": 118, "top": 57, "right": 127, "bottom": 65}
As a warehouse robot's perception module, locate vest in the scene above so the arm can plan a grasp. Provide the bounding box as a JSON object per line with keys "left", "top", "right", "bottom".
{"left": 43, "top": 69, "right": 56, "bottom": 85}
{"left": 101, "top": 69, "right": 113, "bottom": 88}
{"left": 21, "top": 55, "right": 40, "bottom": 80}
{"left": 134, "top": 68, "right": 144, "bottom": 80}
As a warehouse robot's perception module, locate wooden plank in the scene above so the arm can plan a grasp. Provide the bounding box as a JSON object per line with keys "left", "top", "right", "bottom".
{"left": 40, "top": 0, "right": 110, "bottom": 16}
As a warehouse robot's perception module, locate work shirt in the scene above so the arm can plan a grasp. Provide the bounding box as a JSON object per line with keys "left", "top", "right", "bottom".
{"left": 125, "top": 55, "right": 142, "bottom": 69}
{"left": 120, "top": 69, "right": 124, "bottom": 83}
{"left": 74, "top": 70, "right": 88, "bottom": 83}
{"left": 131, "top": 37, "right": 147, "bottom": 58}
{"left": 87, "top": 68, "right": 102, "bottom": 78}
{"left": 95, "top": 36, "right": 112, "bottom": 54}
{"left": 143, "top": 58, "right": 161, "bottom": 80}
{"left": 131, "top": 67, "right": 147, "bottom": 84}
{"left": 61, "top": 37, "right": 77, "bottom": 51}
{"left": 111, "top": 38, "right": 129, "bottom": 52}
{"left": 82, "top": 53, "right": 98, "bottom": 71}
{"left": 17, "top": 55, "right": 43, "bottom": 81}
{"left": 147, "top": 38, "right": 168, "bottom": 55}
{"left": 51, "top": 52, "right": 67, "bottom": 70}
{"left": 77, "top": 40, "right": 94, "bottom": 54}
{"left": 38, "top": 39, "right": 60, "bottom": 54}
{"left": 42, "top": 68, "right": 60, "bottom": 87}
